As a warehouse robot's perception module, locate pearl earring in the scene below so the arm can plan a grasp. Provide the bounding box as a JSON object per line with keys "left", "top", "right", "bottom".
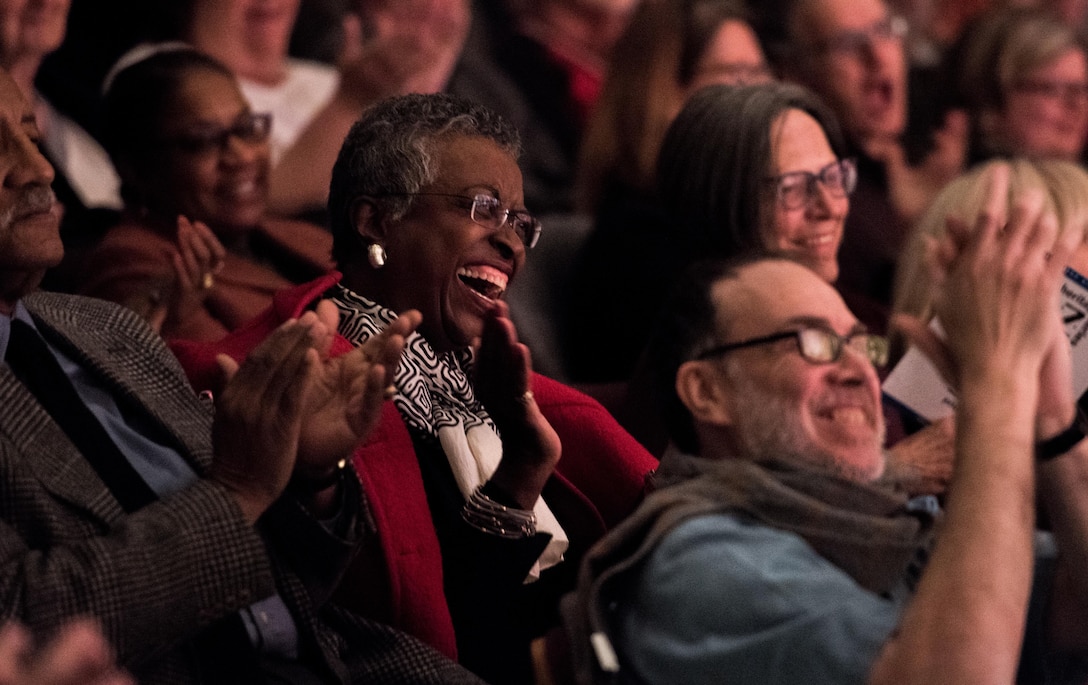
{"left": 367, "top": 243, "right": 387, "bottom": 269}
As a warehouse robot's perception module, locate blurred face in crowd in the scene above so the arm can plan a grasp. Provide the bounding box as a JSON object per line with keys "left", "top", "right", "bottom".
{"left": 360, "top": 134, "right": 530, "bottom": 351}
{"left": 0, "top": 0, "right": 69, "bottom": 64}
{"left": 703, "top": 260, "right": 886, "bottom": 481}
{"left": 997, "top": 47, "right": 1088, "bottom": 160}
{"left": 788, "top": 0, "right": 907, "bottom": 148}
{"left": 686, "top": 18, "right": 773, "bottom": 93}
{"left": 188, "top": 0, "right": 300, "bottom": 55}
{"left": 0, "top": 67, "right": 60, "bottom": 301}
{"left": 763, "top": 108, "right": 849, "bottom": 283}
{"left": 138, "top": 67, "right": 271, "bottom": 235}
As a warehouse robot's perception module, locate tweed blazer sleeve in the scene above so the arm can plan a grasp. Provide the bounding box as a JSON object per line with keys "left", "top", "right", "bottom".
{"left": 0, "top": 292, "right": 282, "bottom": 667}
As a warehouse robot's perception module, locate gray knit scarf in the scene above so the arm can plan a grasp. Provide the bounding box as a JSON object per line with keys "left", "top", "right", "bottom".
{"left": 558, "top": 450, "right": 938, "bottom": 684}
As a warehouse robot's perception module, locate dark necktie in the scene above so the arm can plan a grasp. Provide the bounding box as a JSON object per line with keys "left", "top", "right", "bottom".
{"left": 6, "top": 319, "right": 261, "bottom": 677}
{"left": 5, "top": 318, "right": 157, "bottom": 512}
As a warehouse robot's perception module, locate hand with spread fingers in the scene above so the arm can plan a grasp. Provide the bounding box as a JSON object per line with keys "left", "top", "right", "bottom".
{"left": 209, "top": 310, "right": 331, "bottom": 523}
{"left": 147, "top": 216, "right": 227, "bottom": 334}
{"left": 294, "top": 301, "right": 422, "bottom": 482}
{"left": 473, "top": 301, "right": 561, "bottom": 510}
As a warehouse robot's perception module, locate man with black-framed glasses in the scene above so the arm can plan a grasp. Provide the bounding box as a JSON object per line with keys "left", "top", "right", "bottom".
{"left": 550, "top": 176, "right": 1088, "bottom": 683}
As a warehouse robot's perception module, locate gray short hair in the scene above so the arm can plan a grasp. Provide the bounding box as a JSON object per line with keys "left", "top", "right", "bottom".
{"left": 328, "top": 93, "right": 521, "bottom": 265}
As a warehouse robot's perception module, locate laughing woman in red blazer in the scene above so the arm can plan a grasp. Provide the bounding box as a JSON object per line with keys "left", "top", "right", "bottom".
{"left": 171, "top": 92, "right": 658, "bottom": 684}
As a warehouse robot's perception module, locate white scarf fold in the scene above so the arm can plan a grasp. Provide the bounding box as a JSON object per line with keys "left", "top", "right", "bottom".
{"left": 332, "top": 286, "right": 568, "bottom": 581}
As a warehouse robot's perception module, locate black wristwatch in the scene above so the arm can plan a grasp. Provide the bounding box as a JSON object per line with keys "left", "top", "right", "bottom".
{"left": 1036, "top": 406, "right": 1088, "bottom": 461}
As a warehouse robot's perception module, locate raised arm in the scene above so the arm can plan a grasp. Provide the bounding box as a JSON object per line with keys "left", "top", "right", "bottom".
{"left": 870, "top": 163, "right": 1081, "bottom": 684}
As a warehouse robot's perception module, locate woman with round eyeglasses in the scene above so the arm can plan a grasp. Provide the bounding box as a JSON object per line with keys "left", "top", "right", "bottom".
{"left": 657, "top": 82, "right": 856, "bottom": 289}
{"left": 566, "top": 81, "right": 863, "bottom": 388}
{"left": 76, "top": 46, "right": 334, "bottom": 342}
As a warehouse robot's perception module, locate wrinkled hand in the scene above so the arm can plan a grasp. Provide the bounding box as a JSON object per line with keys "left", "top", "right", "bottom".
{"left": 210, "top": 311, "right": 329, "bottom": 523}
{"left": 338, "top": 0, "right": 469, "bottom": 107}
{"left": 867, "top": 109, "right": 968, "bottom": 225}
{"left": 147, "top": 216, "right": 226, "bottom": 333}
{"left": 0, "top": 619, "right": 133, "bottom": 685}
{"left": 473, "top": 301, "right": 561, "bottom": 509}
{"left": 295, "top": 301, "right": 421, "bottom": 478}
{"left": 884, "top": 417, "right": 955, "bottom": 496}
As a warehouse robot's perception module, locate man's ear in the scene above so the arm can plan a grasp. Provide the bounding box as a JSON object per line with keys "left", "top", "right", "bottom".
{"left": 675, "top": 360, "right": 734, "bottom": 427}
{"left": 351, "top": 197, "right": 386, "bottom": 243}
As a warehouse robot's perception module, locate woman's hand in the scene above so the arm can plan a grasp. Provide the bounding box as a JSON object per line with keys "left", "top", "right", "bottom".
{"left": 884, "top": 416, "right": 955, "bottom": 496}
{"left": 148, "top": 216, "right": 226, "bottom": 333}
{"left": 474, "top": 301, "right": 561, "bottom": 509}
{"left": 866, "top": 109, "right": 969, "bottom": 225}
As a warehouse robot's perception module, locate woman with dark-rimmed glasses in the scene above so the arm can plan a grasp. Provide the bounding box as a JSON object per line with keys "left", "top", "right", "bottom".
{"left": 77, "top": 46, "right": 334, "bottom": 342}
{"left": 567, "top": 81, "right": 862, "bottom": 388}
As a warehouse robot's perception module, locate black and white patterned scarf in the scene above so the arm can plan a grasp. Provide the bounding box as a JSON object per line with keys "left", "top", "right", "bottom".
{"left": 332, "top": 285, "right": 567, "bottom": 578}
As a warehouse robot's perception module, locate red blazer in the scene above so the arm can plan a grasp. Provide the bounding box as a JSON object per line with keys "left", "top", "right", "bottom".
{"left": 170, "top": 274, "right": 658, "bottom": 660}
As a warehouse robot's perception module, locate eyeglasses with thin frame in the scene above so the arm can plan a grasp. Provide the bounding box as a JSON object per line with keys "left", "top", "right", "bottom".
{"left": 809, "top": 15, "right": 908, "bottom": 57}
{"left": 163, "top": 111, "right": 273, "bottom": 155}
{"left": 377, "top": 192, "right": 542, "bottom": 249}
{"left": 767, "top": 158, "right": 858, "bottom": 211}
{"left": 695, "top": 325, "right": 889, "bottom": 368}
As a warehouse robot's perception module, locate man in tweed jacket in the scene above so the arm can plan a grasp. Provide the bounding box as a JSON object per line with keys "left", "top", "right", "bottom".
{"left": 0, "top": 67, "right": 483, "bottom": 683}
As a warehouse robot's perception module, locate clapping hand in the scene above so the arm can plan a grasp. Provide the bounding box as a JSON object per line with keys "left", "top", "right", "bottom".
{"left": 294, "top": 301, "right": 421, "bottom": 479}
{"left": 894, "top": 162, "right": 1081, "bottom": 436}
{"left": 473, "top": 301, "right": 561, "bottom": 509}
{"left": 147, "top": 216, "right": 226, "bottom": 333}
{"left": 210, "top": 309, "right": 331, "bottom": 523}
{"left": 209, "top": 301, "right": 420, "bottom": 521}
